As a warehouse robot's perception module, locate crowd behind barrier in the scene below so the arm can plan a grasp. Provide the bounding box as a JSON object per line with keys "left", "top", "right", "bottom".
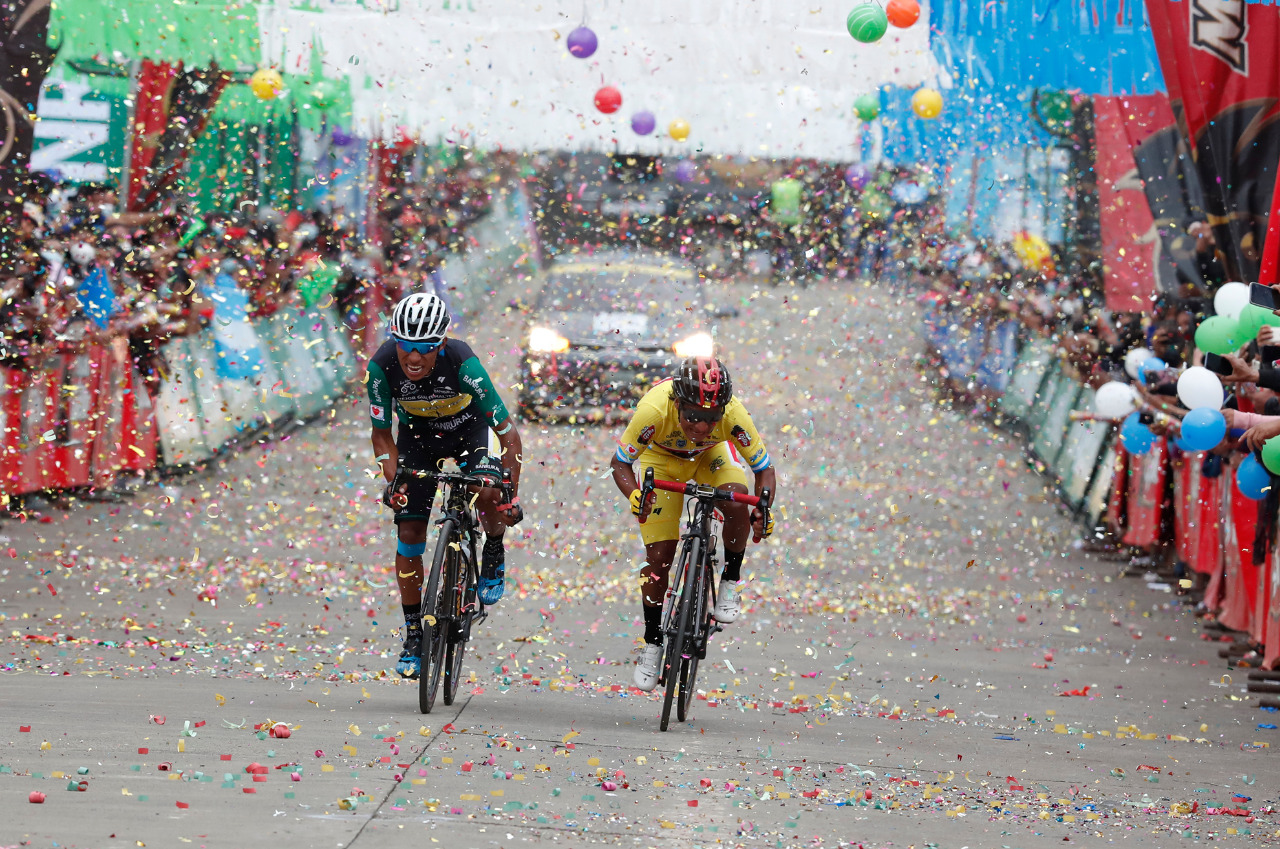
{"left": 0, "top": 159, "right": 537, "bottom": 510}
{"left": 919, "top": 295, "right": 1280, "bottom": 678}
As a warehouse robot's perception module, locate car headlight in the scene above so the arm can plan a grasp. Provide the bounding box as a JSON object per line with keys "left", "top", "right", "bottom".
{"left": 673, "top": 331, "right": 714, "bottom": 358}
{"left": 528, "top": 326, "right": 570, "bottom": 353}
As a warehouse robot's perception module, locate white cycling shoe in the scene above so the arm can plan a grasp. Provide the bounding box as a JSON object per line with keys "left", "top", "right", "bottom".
{"left": 633, "top": 643, "right": 663, "bottom": 691}
{"left": 713, "top": 580, "right": 742, "bottom": 624}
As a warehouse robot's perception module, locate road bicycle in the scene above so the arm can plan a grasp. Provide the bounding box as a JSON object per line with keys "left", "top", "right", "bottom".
{"left": 397, "top": 464, "right": 514, "bottom": 714}
{"left": 640, "top": 467, "right": 771, "bottom": 731}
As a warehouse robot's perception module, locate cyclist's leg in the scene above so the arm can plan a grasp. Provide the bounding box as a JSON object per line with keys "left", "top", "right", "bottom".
{"left": 393, "top": 432, "right": 442, "bottom": 677}
{"left": 633, "top": 452, "right": 691, "bottom": 689}
{"left": 455, "top": 424, "right": 509, "bottom": 605}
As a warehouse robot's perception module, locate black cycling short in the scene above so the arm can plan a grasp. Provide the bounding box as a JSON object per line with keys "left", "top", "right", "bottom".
{"left": 392, "top": 420, "right": 503, "bottom": 523}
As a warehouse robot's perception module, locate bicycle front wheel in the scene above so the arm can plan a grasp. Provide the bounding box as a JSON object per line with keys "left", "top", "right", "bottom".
{"left": 676, "top": 560, "right": 709, "bottom": 722}
{"left": 418, "top": 520, "right": 456, "bottom": 714}
{"left": 443, "top": 541, "right": 474, "bottom": 706}
{"left": 661, "top": 537, "right": 701, "bottom": 732}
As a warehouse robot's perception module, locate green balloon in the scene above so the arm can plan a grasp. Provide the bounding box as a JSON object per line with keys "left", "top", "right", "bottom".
{"left": 1236, "top": 303, "right": 1280, "bottom": 338}
{"left": 847, "top": 4, "right": 889, "bottom": 43}
{"left": 854, "top": 93, "right": 880, "bottom": 121}
{"left": 307, "top": 78, "right": 341, "bottom": 110}
{"left": 1194, "top": 315, "right": 1244, "bottom": 355}
{"left": 1263, "top": 437, "right": 1280, "bottom": 475}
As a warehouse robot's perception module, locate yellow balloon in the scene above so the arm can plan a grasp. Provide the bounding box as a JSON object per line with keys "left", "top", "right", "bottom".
{"left": 911, "top": 88, "right": 943, "bottom": 119}
{"left": 668, "top": 118, "right": 690, "bottom": 142}
{"left": 250, "top": 68, "right": 285, "bottom": 101}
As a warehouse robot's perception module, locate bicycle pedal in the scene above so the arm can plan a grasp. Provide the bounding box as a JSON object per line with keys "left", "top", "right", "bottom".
{"left": 472, "top": 610, "right": 488, "bottom": 628}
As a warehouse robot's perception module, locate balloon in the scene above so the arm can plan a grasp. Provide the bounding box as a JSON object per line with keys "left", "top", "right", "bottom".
{"left": 1137, "top": 356, "right": 1167, "bottom": 385}
{"left": 330, "top": 126, "right": 354, "bottom": 147}
{"left": 1263, "top": 437, "right": 1280, "bottom": 475}
{"left": 1120, "top": 412, "right": 1155, "bottom": 455}
{"left": 846, "top": 3, "right": 889, "bottom": 43}
{"left": 1179, "top": 407, "right": 1226, "bottom": 452}
{"left": 1236, "top": 303, "right": 1280, "bottom": 338}
{"left": 854, "top": 93, "right": 880, "bottom": 121}
{"left": 1213, "top": 281, "right": 1250, "bottom": 320}
{"left": 594, "top": 86, "right": 622, "bottom": 114}
{"left": 306, "top": 78, "right": 340, "bottom": 110}
{"left": 1094, "top": 381, "right": 1137, "bottom": 420}
{"left": 886, "top": 0, "right": 921, "bottom": 27}
{"left": 674, "top": 160, "right": 697, "bottom": 183}
{"left": 393, "top": 126, "right": 415, "bottom": 153}
{"left": 567, "top": 26, "right": 598, "bottom": 58}
{"left": 844, "top": 163, "right": 870, "bottom": 189}
{"left": 1194, "top": 315, "right": 1244, "bottom": 355}
{"left": 249, "top": 68, "right": 285, "bottom": 101}
{"left": 630, "top": 110, "right": 656, "bottom": 136}
{"left": 668, "top": 118, "right": 690, "bottom": 142}
{"left": 1123, "top": 347, "right": 1155, "bottom": 379}
{"left": 1176, "top": 366, "right": 1225, "bottom": 410}
{"left": 912, "top": 88, "right": 943, "bottom": 119}
{"left": 1236, "top": 455, "right": 1272, "bottom": 501}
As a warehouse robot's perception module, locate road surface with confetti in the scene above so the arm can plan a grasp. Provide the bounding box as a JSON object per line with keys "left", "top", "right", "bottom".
{"left": 3, "top": 280, "right": 1275, "bottom": 848}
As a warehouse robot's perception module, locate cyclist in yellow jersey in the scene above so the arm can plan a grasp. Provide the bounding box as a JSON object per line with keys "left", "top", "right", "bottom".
{"left": 610, "top": 357, "right": 777, "bottom": 690}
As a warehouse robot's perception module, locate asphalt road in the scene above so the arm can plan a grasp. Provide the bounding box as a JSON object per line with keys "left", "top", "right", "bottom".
{"left": 2, "top": 279, "right": 1276, "bottom": 849}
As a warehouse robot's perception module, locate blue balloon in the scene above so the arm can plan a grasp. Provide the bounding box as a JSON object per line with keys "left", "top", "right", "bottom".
{"left": 1236, "top": 454, "right": 1272, "bottom": 501}
{"left": 1137, "top": 356, "right": 1167, "bottom": 386}
{"left": 1180, "top": 407, "right": 1227, "bottom": 451}
{"left": 1120, "top": 411, "right": 1155, "bottom": 455}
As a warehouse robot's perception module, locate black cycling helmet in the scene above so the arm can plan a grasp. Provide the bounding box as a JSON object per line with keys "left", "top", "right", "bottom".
{"left": 673, "top": 357, "right": 732, "bottom": 409}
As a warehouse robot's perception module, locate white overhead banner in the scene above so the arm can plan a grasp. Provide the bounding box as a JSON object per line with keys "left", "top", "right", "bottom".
{"left": 260, "top": 0, "right": 942, "bottom": 160}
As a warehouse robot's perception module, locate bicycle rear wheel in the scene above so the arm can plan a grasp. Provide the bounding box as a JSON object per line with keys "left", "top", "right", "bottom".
{"left": 418, "top": 520, "right": 456, "bottom": 714}
{"left": 443, "top": 542, "right": 474, "bottom": 706}
{"left": 676, "top": 560, "right": 709, "bottom": 722}
{"left": 661, "top": 538, "right": 701, "bottom": 732}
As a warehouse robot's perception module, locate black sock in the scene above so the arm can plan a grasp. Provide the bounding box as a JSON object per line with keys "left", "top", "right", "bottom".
{"left": 722, "top": 549, "right": 745, "bottom": 583}
{"left": 642, "top": 605, "right": 663, "bottom": 645}
{"left": 403, "top": 603, "right": 422, "bottom": 634}
{"left": 483, "top": 534, "right": 505, "bottom": 574}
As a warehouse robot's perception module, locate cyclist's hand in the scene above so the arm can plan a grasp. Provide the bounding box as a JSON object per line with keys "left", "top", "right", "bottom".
{"left": 751, "top": 506, "right": 774, "bottom": 541}
{"left": 498, "top": 496, "right": 524, "bottom": 526}
{"left": 629, "top": 488, "right": 654, "bottom": 521}
{"left": 382, "top": 481, "right": 408, "bottom": 510}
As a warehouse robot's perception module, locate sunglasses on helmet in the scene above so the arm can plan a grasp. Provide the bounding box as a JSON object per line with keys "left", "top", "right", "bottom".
{"left": 680, "top": 405, "right": 724, "bottom": 424}
{"left": 396, "top": 337, "right": 445, "bottom": 355}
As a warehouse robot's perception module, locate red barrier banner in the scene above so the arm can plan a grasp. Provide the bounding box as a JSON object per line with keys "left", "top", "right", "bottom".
{"left": 1107, "top": 445, "right": 1130, "bottom": 534}
{"left": 1173, "top": 451, "right": 1202, "bottom": 565}
{"left": 1095, "top": 96, "right": 1161, "bottom": 312}
{"left": 1193, "top": 469, "right": 1224, "bottom": 578}
{"left": 1123, "top": 438, "right": 1167, "bottom": 548}
{"left": 1219, "top": 469, "right": 1259, "bottom": 635}
{"left": 1265, "top": 543, "right": 1280, "bottom": 670}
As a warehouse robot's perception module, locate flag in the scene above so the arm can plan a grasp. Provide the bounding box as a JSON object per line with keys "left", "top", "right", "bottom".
{"left": 78, "top": 265, "right": 117, "bottom": 328}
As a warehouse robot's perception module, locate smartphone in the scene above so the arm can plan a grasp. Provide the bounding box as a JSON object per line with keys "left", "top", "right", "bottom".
{"left": 1203, "top": 352, "right": 1233, "bottom": 376}
{"left": 1250, "top": 281, "right": 1277, "bottom": 310}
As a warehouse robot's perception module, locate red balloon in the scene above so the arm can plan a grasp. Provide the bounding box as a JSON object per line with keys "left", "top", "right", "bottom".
{"left": 886, "top": 0, "right": 920, "bottom": 27}
{"left": 594, "top": 86, "right": 622, "bottom": 114}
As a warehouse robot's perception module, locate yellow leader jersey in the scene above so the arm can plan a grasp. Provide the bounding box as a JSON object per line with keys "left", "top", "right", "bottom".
{"left": 615, "top": 379, "right": 772, "bottom": 472}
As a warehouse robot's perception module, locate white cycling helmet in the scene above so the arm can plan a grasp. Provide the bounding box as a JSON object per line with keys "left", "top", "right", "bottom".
{"left": 391, "top": 292, "right": 451, "bottom": 344}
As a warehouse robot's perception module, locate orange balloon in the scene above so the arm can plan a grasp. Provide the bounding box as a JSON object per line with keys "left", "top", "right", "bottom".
{"left": 886, "top": 0, "right": 920, "bottom": 28}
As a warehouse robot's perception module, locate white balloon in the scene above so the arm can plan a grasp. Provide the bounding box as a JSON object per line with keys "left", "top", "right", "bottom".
{"left": 1124, "top": 347, "right": 1154, "bottom": 380}
{"left": 1176, "top": 366, "right": 1225, "bottom": 410}
{"left": 1094, "top": 381, "right": 1137, "bottom": 420}
{"left": 1214, "top": 282, "right": 1251, "bottom": 320}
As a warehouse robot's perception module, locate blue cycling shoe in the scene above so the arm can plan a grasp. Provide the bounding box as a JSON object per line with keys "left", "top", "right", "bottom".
{"left": 396, "top": 632, "right": 422, "bottom": 678}
{"left": 478, "top": 538, "right": 506, "bottom": 605}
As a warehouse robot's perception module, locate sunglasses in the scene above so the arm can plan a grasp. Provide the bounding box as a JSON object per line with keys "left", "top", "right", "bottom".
{"left": 396, "top": 338, "right": 444, "bottom": 355}
{"left": 680, "top": 405, "right": 724, "bottom": 424}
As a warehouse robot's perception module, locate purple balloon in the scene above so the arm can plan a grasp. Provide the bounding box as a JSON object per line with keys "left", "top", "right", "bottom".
{"left": 630, "top": 110, "right": 656, "bottom": 136}
{"left": 674, "top": 160, "right": 697, "bottom": 183}
{"left": 567, "top": 26, "right": 598, "bottom": 58}
{"left": 330, "top": 126, "right": 354, "bottom": 147}
{"left": 844, "top": 163, "right": 870, "bottom": 189}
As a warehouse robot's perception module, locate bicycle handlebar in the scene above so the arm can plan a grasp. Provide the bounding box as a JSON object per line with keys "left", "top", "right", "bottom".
{"left": 649, "top": 477, "right": 765, "bottom": 506}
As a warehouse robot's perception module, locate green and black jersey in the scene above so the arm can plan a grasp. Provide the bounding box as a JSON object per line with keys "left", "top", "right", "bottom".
{"left": 366, "top": 338, "right": 509, "bottom": 435}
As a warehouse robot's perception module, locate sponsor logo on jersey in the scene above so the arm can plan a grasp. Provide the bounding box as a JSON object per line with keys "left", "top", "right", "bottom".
{"left": 638, "top": 425, "right": 655, "bottom": 444}
{"left": 621, "top": 441, "right": 641, "bottom": 459}
{"left": 709, "top": 456, "right": 726, "bottom": 472}
{"left": 732, "top": 425, "right": 752, "bottom": 448}
{"left": 371, "top": 404, "right": 385, "bottom": 420}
